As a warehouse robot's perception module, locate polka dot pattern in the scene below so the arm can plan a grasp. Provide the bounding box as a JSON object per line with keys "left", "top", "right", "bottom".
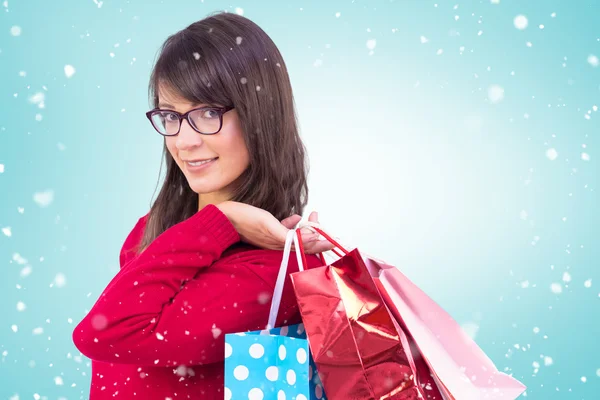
{"left": 224, "top": 323, "right": 327, "bottom": 399}
{"left": 249, "top": 343, "right": 265, "bottom": 359}
{"left": 297, "top": 348, "right": 307, "bottom": 364}
{"left": 266, "top": 366, "right": 279, "bottom": 381}
{"left": 248, "top": 387, "right": 264, "bottom": 400}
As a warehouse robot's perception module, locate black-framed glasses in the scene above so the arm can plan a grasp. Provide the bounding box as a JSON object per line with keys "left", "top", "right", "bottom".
{"left": 145, "top": 105, "right": 234, "bottom": 136}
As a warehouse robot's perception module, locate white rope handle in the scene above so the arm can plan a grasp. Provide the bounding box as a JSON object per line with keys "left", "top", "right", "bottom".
{"left": 265, "top": 221, "right": 351, "bottom": 330}
{"left": 266, "top": 226, "right": 303, "bottom": 330}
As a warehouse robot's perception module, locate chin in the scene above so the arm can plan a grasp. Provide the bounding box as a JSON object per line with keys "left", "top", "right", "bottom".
{"left": 187, "top": 176, "right": 229, "bottom": 194}
{"left": 188, "top": 183, "right": 218, "bottom": 194}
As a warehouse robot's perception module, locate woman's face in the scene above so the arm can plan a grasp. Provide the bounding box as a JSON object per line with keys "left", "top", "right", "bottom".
{"left": 159, "top": 88, "right": 250, "bottom": 206}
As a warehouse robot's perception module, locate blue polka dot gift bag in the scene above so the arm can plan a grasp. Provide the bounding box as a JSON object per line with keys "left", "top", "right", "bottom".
{"left": 224, "top": 229, "right": 327, "bottom": 400}
{"left": 224, "top": 323, "right": 326, "bottom": 400}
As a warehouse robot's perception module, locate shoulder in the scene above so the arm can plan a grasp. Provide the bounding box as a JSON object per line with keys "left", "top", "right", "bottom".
{"left": 118, "top": 212, "right": 150, "bottom": 269}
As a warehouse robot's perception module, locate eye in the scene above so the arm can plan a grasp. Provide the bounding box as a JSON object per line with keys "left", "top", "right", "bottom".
{"left": 165, "top": 112, "right": 179, "bottom": 122}
{"left": 201, "top": 109, "right": 220, "bottom": 119}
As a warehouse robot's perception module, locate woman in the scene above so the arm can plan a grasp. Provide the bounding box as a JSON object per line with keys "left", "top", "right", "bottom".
{"left": 73, "top": 11, "right": 334, "bottom": 399}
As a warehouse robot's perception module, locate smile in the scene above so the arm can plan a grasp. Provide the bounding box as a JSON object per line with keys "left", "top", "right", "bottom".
{"left": 187, "top": 158, "right": 217, "bottom": 166}
{"left": 185, "top": 157, "right": 218, "bottom": 172}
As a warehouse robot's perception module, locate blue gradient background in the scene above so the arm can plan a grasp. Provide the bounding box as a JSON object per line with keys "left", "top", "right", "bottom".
{"left": 1, "top": 0, "right": 598, "bottom": 399}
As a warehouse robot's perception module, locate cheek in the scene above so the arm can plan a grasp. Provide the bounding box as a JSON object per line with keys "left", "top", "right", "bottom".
{"left": 165, "top": 138, "right": 178, "bottom": 158}
{"left": 165, "top": 138, "right": 184, "bottom": 168}
{"left": 231, "top": 137, "right": 250, "bottom": 167}
{"left": 219, "top": 133, "right": 249, "bottom": 163}
{"left": 218, "top": 114, "right": 249, "bottom": 164}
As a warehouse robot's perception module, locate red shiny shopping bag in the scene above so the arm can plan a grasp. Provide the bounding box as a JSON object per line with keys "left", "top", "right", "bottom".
{"left": 290, "top": 228, "right": 443, "bottom": 400}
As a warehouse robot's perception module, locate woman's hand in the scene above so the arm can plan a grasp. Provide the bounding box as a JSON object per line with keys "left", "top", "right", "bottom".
{"left": 280, "top": 211, "right": 332, "bottom": 255}
{"left": 216, "top": 201, "right": 335, "bottom": 255}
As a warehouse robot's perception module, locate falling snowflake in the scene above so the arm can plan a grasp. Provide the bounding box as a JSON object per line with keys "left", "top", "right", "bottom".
{"left": 64, "top": 65, "right": 76, "bottom": 78}
{"left": 488, "top": 84, "right": 505, "bottom": 103}
{"left": 545, "top": 148, "right": 558, "bottom": 161}
{"left": 53, "top": 273, "right": 66, "bottom": 288}
{"left": 33, "top": 190, "right": 54, "bottom": 207}
{"left": 514, "top": 15, "right": 528, "bottom": 30}
{"left": 211, "top": 324, "right": 222, "bottom": 339}
{"left": 257, "top": 292, "right": 271, "bottom": 304}
{"left": 28, "top": 92, "right": 45, "bottom": 108}
{"left": 460, "top": 322, "right": 479, "bottom": 339}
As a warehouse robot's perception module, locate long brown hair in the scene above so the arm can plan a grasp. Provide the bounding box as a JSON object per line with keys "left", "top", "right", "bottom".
{"left": 136, "top": 11, "right": 309, "bottom": 254}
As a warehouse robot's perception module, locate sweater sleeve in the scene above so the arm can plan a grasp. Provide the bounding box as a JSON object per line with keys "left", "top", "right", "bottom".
{"left": 72, "top": 203, "right": 254, "bottom": 366}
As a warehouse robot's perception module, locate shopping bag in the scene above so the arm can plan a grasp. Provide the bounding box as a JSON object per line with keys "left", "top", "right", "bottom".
{"left": 364, "top": 256, "right": 527, "bottom": 399}
{"left": 224, "top": 229, "right": 327, "bottom": 400}
{"left": 289, "top": 224, "right": 444, "bottom": 400}
{"left": 224, "top": 323, "right": 326, "bottom": 400}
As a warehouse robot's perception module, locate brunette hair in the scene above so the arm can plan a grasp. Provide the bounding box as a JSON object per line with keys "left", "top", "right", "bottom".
{"left": 135, "top": 11, "right": 309, "bottom": 254}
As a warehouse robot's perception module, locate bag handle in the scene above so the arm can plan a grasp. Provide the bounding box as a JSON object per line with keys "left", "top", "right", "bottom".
{"left": 296, "top": 221, "right": 350, "bottom": 265}
{"left": 266, "top": 222, "right": 349, "bottom": 330}
{"left": 266, "top": 228, "right": 303, "bottom": 330}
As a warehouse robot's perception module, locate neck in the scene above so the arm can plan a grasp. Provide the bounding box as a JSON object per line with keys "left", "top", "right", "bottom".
{"left": 198, "top": 192, "right": 230, "bottom": 211}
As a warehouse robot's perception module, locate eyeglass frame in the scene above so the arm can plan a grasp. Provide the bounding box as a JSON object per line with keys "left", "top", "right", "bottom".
{"left": 145, "top": 105, "right": 235, "bottom": 136}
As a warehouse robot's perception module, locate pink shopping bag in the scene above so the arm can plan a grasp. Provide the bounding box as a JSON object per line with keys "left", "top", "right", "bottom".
{"left": 363, "top": 256, "right": 527, "bottom": 399}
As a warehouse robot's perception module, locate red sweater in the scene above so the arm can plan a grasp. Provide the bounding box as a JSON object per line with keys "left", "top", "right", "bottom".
{"left": 73, "top": 204, "right": 321, "bottom": 399}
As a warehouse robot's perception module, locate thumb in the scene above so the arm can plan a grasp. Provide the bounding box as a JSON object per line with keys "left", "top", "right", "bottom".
{"left": 280, "top": 214, "right": 302, "bottom": 229}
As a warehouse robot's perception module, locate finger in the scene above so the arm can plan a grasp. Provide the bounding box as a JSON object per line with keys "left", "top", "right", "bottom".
{"left": 300, "top": 226, "right": 316, "bottom": 236}
{"left": 290, "top": 232, "right": 318, "bottom": 252}
{"left": 302, "top": 231, "right": 318, "bottom": 240}
{"left": 308, "top": 211, "right": 318, "bottom": 223}
{"left": 305, "top": 240, "right": 336, "bottom": 255}
{"left": 280, "top": 214, "right": 301, "bottom": 229}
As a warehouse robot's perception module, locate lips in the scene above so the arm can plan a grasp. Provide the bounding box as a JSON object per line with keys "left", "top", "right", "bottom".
{"left": 184, "top": 157, "right": 218, "bottom": 162}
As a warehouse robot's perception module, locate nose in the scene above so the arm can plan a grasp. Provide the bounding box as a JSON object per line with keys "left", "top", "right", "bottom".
{"left": 175, "top": 119, "right": 204, "bottom": 150}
